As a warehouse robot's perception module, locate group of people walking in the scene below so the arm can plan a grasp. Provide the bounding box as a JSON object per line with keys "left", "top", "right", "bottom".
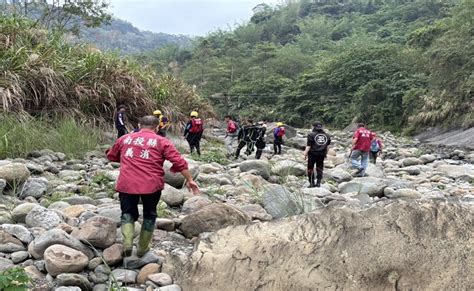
{"left": 114, "top": 105, "right": 205, "bottom": 156}
{"left": 303, "top": 122, "right": 384, "bottom": 188}
{"left": 109, "top": 105, "right": 384, "bottom": 257}
{"left": 224, "top": 116, "right": 286, "bottom": 159}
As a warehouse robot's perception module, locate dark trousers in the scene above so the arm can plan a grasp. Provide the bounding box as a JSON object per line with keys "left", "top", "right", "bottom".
{"left": 273, "top": 137, "right": 283, "bottom": 154}
{"left": 308, "top": 153, "right": 325, "bottom": 181}
{"left": 235, "top": 140, "right": 250, "bottom": 158}
{"left": 370, "top": 151, "right": 379, "bottom": 163}
{"left": 255, "top": 140, "right": 265, "bottom": 159}
{"left": 119, "top": 191, "right": 161, "bottom": 222}
{"left": 158, "top": 129, "right": 167, "bottom": 137}
{"left": 117, "top": 126, "right": 127, "bottom": 138}
{"left": 186, "top": 133, "right": 201, "bottom": 155}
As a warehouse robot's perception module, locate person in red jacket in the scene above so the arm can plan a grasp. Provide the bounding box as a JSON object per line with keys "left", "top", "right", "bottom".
{"left": 184, "top": 111, "right": 204, "bottom": 155}
{"left": 224, "top": 115, "right": 238, "bottom": 157}
{"left": 107, "top": 115, "right": 200, "bottom": 257}
{"left": 350, "top": 123, "right": 374, "bottom": 177}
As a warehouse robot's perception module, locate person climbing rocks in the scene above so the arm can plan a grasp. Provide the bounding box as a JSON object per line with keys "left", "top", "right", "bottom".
{"left": 224, "top": 115, "right": 239, "bottom": 157}
{"left": 370, "top": 134, "right": 384, "bottom": 164}
{"left": 255, "top": 120, "right": 267, "bottom": 159}
{"left": 184, "top": 111, "right": 204, "bottom": 155}
{"left": 153, "top": 109, "right": 170, "bottom": 137}
{"left": 235, "top": 119, "right": 258, "bottom": 159}
{"left": 304, "top": 122, "right": 331, "bottom": 188}
{"left": 115, "top": 105, "right": 128, "bottom": 138}
{"left": 350, "top": 123, "right": 374, "bottom": 177}
{"left": 273, "top": 122, "right": 285, "bottom": 155}
{"left": 106, "top": 115, "right": 200, "bottom": 257}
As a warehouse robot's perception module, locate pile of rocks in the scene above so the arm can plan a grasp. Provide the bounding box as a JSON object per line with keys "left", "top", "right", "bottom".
{"left": 0, "top": 127, "right": 472, "bottom": 290}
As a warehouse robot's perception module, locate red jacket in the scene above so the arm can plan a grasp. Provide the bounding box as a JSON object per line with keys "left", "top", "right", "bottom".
{"left": 353, "top": 127, "right": 374, "bottom": 152}
{"left": 106, "top": 129, "right": 188, "bottom": 194}
{"left": 226, "top": 120, "right": 237, "bottom": 134}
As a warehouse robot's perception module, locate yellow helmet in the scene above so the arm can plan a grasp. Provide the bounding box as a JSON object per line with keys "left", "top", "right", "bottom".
{"left": 190, "top": 111, "right": 199, "bottom": 117}
{"left": 153, "top": 110, "right": 162, "bottom": 116}
{"left": 276, "top": 122, "right": 284, "bottom": 127}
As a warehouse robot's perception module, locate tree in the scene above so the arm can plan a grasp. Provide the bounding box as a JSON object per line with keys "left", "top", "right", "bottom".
{"left": 2, "top": 0, "right": 111, "bottom": 35}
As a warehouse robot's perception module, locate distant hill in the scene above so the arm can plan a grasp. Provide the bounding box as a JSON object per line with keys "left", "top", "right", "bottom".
{"left": 74, "top": 18, "right": 192, "bottom": 54}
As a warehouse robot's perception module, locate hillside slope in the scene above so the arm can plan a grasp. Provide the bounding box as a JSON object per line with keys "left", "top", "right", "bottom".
{"left": 140, "top": 0, "right": 473, "bottom": 133}
{"left": 75, "top": 18, "right": 192, "bottom": 55}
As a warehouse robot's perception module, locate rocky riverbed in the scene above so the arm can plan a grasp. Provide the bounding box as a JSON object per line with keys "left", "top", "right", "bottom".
{"left": 0, "top": 127, "right": 472, "bottom": 291}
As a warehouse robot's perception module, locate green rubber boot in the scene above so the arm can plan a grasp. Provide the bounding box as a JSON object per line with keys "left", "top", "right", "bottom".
{"left": 137, "top": 219, "right": 155, "bottom": 257}
{"left": 120, "top": 214, "right": 135, "bottom": 257}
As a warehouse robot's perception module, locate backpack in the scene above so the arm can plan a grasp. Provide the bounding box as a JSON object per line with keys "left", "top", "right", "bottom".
{"left": 370, "top": 139, "right": 380, "bottom": 152}
{"left": 274, "top": 126, "right": 285, "bottom": 137}
{"left": 228, "top": 120, "right": 237, "bottom": 133}
{"left": 189, "top": 118, "right": 203, "bottom": 133}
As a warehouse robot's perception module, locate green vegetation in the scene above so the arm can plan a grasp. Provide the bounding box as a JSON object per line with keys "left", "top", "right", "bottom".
{"left": 157, "top": 201, "right": 172, "bottom": 218}
{"left": 191, "top": 146, "right": 230, "bottom": 165}
{"left": 0, "top": 115, "right": 103, "bottom": 159}
{"left": 141, "top": 0, "right": 473, "bottom": 132}
{"left": 0, "top": 15, "right": 212, "bottom": 159}
{"left": 0, "top": 267, "right": 30, "bottom": 291}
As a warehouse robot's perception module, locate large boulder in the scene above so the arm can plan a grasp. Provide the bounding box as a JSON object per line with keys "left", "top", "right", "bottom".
{"left": 0, "top": 257, "right": 14, "bottom": 271}
{"left": 0, "top": 162, "right": 30, "bottom": 184}
{"left": 25, "top": 205, "right": 64, "bottom": 230}
{"left": 271, "top": 160, "right": 306, "bottom": 177}
{"left": 72, "top": 216, "right": 116, "bottom": 248}
{"left": 12, "top": 202, "right": 37, "bottom": 223}
{"left": 385, "top": 188, "right": 422, "bottom": 200}
{"left": 364, "top": 163, "right": 385, "bottom": 178}
{"left": 164, "top": 159, "right": 199, "bottom": 189}
{"left": 401, "top": 157, "right": 423, "bottom": 167}
{"left": 239, "top": 204, "right": 272, "bottom": 221}
{"left": 339, "top": 177, "right": 388, "bottom": 197}
{"left": 56, "top": 273, "right": 93, "bottom": 291}
{"left": 0, "top": 210, "right": 13, "bottom": 224}
{"left": 176, "top": 202, "right": 473, "bottom": 291}
{"left": 161, "top": 184, "right": 185, "bottom": 207}
{"left": 328, "top": 168, "right": 352, "bottom": 183}
{"left": 261, "top": 185, "right": 323, "bottom": 219}
{"left": 44, "top": 244, "right": 89, "bottom": 277}
{"left": 28, "top": 229, "right": 94, "bottom": 259}
{"left": 181, "top": 196, "right": 212, "bottom": 214}
{"left": 0, "top": 224, "right": 33, "bottom": 243}
{"left": 436, "top": 164, "right": 474, "bottom": 182}
{"left": 179, "top": 203, "right": 251, "bottom": 238}
{"left": 238, "top": 160, "right": 270, "bottom": 180}
{"left": 285, "top": 137, "right": 307, "bottom": 150}
{"left": 0, "top": 229, "right": 25, "bottom": 253}
{"left": 19, "top": 177, "right": 49, "bottom": 199}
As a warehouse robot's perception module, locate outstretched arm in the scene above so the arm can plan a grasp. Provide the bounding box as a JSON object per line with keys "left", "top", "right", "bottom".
{"left": 181, "top": 169, "right": 200, "bottom": 195}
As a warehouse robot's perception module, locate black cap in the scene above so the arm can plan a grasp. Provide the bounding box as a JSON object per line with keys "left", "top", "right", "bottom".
{"left": 313, "top": 122, "right": 323, "bottom": 129}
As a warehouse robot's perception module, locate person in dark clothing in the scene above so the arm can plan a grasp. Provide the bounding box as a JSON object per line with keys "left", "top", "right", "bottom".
{"left": 115, "top": 105, "right": 128, "bottom": 138}
{"left": 304, "top": 122, "right": 331, "bottom": 188}
{"left": 235, "top": 119, "right": 258, "bottom": 159}
{"left": 273, "top": 122, "right": 285, "bottom": 155}
{"left": 255, "top": 121, "right": 267, "bottom": 159}
{"left": 184, "top": 111, "right": 204, "bottom": 155}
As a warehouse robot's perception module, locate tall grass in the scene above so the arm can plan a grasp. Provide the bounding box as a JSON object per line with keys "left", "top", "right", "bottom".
{"left": 0, "top": 16, "right": 213, "bottom": 130}
{"left": 0, "top": 114, "right": 103, "bottom": 159}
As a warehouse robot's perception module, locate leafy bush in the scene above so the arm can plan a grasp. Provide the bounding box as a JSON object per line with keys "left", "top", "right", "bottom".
{"left": 0, "top": 267, "right": 30, "bottom": 291}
